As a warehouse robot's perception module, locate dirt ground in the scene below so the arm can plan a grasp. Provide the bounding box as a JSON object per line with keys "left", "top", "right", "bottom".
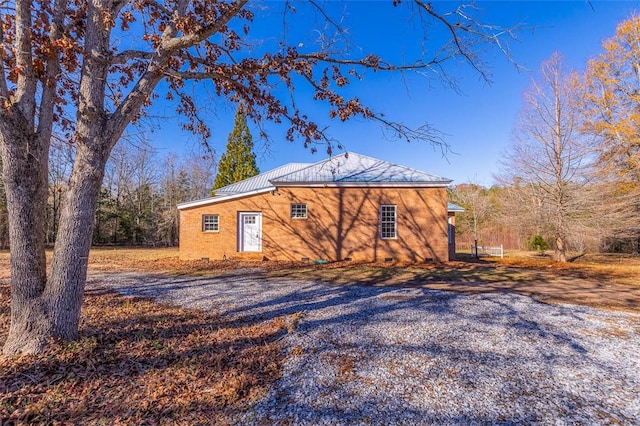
{"left": 0, "top": 248, "right": 639, "bottom": 314}
{"left": 397, "top": 262, "right": 640, "bottom": 314}
{"left": 264, "top": 254, "right": 640, "bottom": 314}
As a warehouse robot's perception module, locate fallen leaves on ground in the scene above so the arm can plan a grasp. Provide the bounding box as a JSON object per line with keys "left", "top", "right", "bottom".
{"left": 0, "top": 284, "right": 287, "bottom": 424}
{"left": 86, "top": 247, "right": 304, "bottom": 275}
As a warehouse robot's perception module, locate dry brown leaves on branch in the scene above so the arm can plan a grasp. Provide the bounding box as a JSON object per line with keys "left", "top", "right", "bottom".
{"left": 0, "top": 284, "right": 287, "bottom": 424}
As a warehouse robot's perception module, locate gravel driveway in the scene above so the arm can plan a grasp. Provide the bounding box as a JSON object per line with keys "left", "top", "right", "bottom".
{"left": 89, "top": 270, "right": 640, "bottom": 425}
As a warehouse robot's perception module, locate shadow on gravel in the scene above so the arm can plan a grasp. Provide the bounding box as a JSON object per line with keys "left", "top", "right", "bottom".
{"left": 90, "top": 271, "right": 639, "bottom": 424}
{"left": 90, "top": 270, "right": 604, "bottom": 353}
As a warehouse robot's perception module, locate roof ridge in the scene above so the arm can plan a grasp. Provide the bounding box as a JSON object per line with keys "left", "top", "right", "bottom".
{"left": 332, "top": 152, "right": 385, "bottom": 182}
{"left": 265, "top": 160, "right": 319, "bottom": 182}
{"left": 268, "top": 151, "right": 351, "bottom": 183}
{"left": 270, "top": 151, "right": 450, "bottom": 184}
{"left": 347, "top": 151, "right": 445, "bottom": 180}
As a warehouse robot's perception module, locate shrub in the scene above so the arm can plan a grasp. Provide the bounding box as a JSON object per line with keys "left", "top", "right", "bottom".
{"left": 529, "top": 235, "right": 549, "bottom": 253}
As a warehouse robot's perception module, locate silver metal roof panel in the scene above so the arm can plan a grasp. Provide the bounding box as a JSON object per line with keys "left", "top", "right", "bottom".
{"left": 448, "top": 202, "right": 465, "bottom": 212}
{"left": 215, "top": 162, "right": 311, "bottom": 194}
{"left": 270, "top": 152, "right": 451, "bottom": 185}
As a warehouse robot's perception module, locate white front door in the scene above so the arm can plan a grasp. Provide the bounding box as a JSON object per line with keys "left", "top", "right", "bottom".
{"left": 239, "top": 212, "right": 262, "bottom": 252}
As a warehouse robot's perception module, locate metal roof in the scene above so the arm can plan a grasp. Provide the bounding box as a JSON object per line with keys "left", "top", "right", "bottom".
{"left": 177, "top": 187, "right": 276, "bottom": 210}
{"left": 448, "top": 202, "right": 465, "bottom": 212}
{"left": 178, "top": 152, "right": 452, "bottom": 210}
{"left": 177, "top": 163, "right": 310, "bottom": 210}
{"left": 214, "top": 163, "right": 311, "bottom": 195}
{"left": 270, "top": 152, "right": 451, "bottom": 185}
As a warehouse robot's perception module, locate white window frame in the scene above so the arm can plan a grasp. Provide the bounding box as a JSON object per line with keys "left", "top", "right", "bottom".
{"left": 202, "top": 214, "right": 219, "bottom": 232}
{"left": 290, "top": 203, "right": 308, "bottom": 219}
{"left": 380, "top": 205, "right": 397, "bottom": 239}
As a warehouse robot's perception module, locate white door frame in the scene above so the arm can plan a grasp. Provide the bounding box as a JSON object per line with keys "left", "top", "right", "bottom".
{"left": 238, "top": 212, "right": 262, "bottom": 252}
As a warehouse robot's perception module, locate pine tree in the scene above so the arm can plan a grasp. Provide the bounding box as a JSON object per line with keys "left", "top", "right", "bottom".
{"left": 212, "top": 106, "right": 259, "bottom": 195}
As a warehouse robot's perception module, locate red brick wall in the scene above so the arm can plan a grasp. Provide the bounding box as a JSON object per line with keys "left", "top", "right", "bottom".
{"left": 179, "top": 186, "right": 449, "bottom": 262}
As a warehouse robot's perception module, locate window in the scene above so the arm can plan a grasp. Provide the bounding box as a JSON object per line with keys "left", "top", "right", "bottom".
{"left": 290, "top": 203, "right": 308, "bottom": 219}
{"left": 202, "top": 214, "right": 219, "bottom": 232}
{"left": 380, "top": 205, "right": 397, "bottom": 239}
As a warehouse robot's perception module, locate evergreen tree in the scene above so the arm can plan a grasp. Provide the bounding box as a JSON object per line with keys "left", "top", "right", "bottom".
{"left": 212, "top": 106, "right": 259, "bottom": 194}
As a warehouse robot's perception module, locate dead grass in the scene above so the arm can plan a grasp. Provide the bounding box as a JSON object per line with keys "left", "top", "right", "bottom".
{"left": 87, "top": 247, "right": 306, "bottom": 275}
{"left": 0, "top": 283, "right": 287, "bottom": 424}
{"left": 2, "top": 247, "right": 639, "bottom": 314}
{"left": 489, "top": 251, "right": 640, "bottom": 284}
{"left": 0, "top": 247, "right": 302, "bottom": 278}
{"left": 264, "top": 252, "right": 640, "bottom": 313}
{"left": 1, "top": 247, "right": 640, "bottom": 314}
{"left": 266, "top": 254, "right": 640, "bottom": 287}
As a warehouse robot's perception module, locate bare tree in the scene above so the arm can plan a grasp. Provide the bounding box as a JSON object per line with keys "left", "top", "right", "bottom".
{"left": 185, "top": 153, "right": 216, "bottom": 201}
{"left": 158, "top": 155, "right": 187, "bottom": 246}
{"left": 495, "top": 177, "right": 550, "bottom": 251}
{"left": 156, "top": 152, "right": 215, "bottom": 246}
{"left": 449, "top": 182, "right": 494, "bottom": 247}
{"left": 122, "top": 142, "right": 160, "bottom": 245}
{"left": 47, "top": 139, "right": 75, "bottom": 244}
{"left": 0, "top": 0, "right": 518, "bottom": 355}
{"left": 102, "top": 143, "right": 139, "bottom": 243}
{"left": 499, "top": 52, "right": 594, "bottom": 262}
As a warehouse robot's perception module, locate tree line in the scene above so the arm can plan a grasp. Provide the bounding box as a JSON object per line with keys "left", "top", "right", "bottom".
{"left": 0, "top": 142, "right": 215, "bottom": 249}
{"left": 451, "top": 17, "right": 640, "bottom": 260}
{"left": 0, "top": 105, "right": 261, "bottom": 249}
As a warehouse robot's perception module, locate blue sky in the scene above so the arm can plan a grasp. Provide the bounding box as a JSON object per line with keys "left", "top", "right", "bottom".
{"left": 145, "top": 1, "right": 640, "bottom": 186}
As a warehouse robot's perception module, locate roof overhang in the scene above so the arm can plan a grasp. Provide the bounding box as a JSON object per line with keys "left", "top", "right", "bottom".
{"left": 177, "top": 186, "right": 275, "bottom": 210}
{"left": 270, "top": 181, "right": 452, "bottom": 188}
{"left": 447, "top": 202, "right": 465, "bottom": 213}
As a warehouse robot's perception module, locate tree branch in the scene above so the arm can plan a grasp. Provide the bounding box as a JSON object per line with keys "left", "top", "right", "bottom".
{"left": 36, "top": 0, "right": 68, "bottom": 142}
{"left": 414, "top": 0, "right": 523, "bottom": 81}
{"left": 111, "top": 50, "right": 156, "bottom": 65}
{"left": 415, "top": 0, "right": 485, "bottom": 77}
{"left": 159, "top": 0, "right": 250, "bottom": 53}
{"left": 13, "top": 0, "right": 37, "bottom": 128}
{"left": 297, "top": 53, "right": 442, "bottom": 72}
{"left": 109, "top": 0, "right": 250, "bottom": 146}
{"left": 0, "top": 8, "right": 9, "bottom": 103}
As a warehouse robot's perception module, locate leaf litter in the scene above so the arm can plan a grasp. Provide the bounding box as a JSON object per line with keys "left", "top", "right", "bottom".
{"left": 0, "top": 283, "right": 287, "bottom": 424}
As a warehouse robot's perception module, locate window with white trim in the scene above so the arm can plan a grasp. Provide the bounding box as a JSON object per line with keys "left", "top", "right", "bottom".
{"left": 380, "top": 205, "right": 397, "bottom": 239}
{"left": 290, "top": 203, "right": 308, "bottom": 219}
{"left": 202, "top": 214, "right": 219, "bottom": 232}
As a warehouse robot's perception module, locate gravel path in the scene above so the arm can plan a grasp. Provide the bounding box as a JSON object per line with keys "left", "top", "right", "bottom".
{"left": 89, "top": 270, "right": 640, "bottom": 425}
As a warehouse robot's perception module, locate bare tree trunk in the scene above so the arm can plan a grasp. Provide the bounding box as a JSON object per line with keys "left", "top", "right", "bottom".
{"left": 47, "top": 142, "right": 109, "bottom": 340}
{"left": 0, "top": 130, "right": 51, "bottom": 355}
{"left": 2, "top": 138, "right": 110, "bottom": 354}
{"left": 1, "top": 126, "right": 110, "bottom": 353}
{"left": 555, "top": 213, "right": 567, "bottom": 262}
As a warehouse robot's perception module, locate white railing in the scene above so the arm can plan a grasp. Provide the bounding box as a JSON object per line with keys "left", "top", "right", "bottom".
{"left": 471, "top": 244, "right": 504, "bottom": 258}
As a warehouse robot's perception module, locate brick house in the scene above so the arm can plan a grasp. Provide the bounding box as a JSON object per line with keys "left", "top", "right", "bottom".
{"left": 178, "top": 152, "right": 462, "bottom": 262}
